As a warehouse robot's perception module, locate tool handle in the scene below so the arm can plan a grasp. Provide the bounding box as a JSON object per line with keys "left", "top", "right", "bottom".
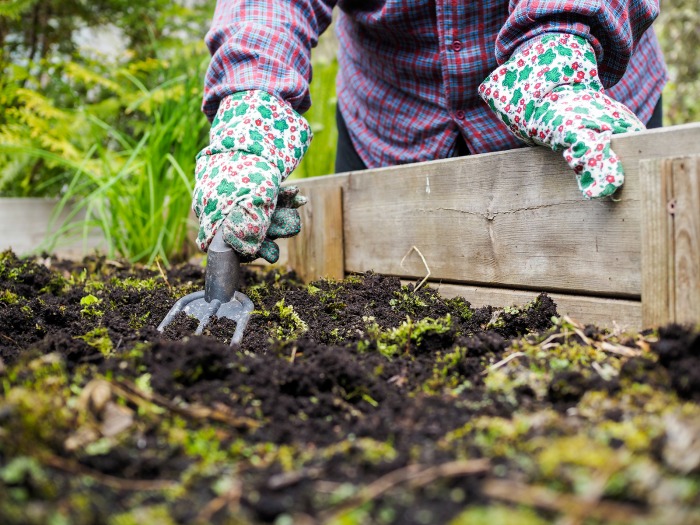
{"left": 205, "top": 229, "right": 241, "bottom": 303}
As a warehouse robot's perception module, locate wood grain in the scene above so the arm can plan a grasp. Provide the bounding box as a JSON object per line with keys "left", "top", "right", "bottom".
{"left": 286, "top": 185, "right": 345, "bottom": 282}
{"left": 671, "top": 156, "right": 700, "bottom": 325}
{"left": 640, "top": 158, "right": 674, "bottom": 327}
{"left": 641, "top": 155, "right": 700, "bottom": 328}
{"left": 344, "top": 123, "right": 700, "bottom": 298}
{"left": 266, "top": 174, "right": 349, "bottom": 281}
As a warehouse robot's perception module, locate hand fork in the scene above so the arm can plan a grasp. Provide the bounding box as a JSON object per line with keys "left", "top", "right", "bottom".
{"left": 157, "top": 230, "right": 254, "bottom": 346}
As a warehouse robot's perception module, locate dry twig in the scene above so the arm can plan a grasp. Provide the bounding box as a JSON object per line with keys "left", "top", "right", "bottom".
{"left": 113, "top": 380, "right": 260, "bottom": 430}
{"left": 42, "top": 454, "right": 176, "bottom": 491}
{"left": 598, "top": 341, "right": 641, "bottom": 357}
{"left": 482, "top": 352, "right": 526, "bottom": 375}
{"left": 320, "top": 459, "right": 490, "bottom": 521}
{"left": 0, "top": 333, "right": 19, "bottom": 346}
{"left": 155, "top": 257, "right": 173, "bottom": 293}
{"left": 195, "top": 479, "right": 242, "bottom": 524}
{"left": 540, "top": 317, "right": 641, "bottom": 358}
{"left": 482, "top": 478, "right": 645, "bottom": 523}
{"left": 400, "top": 245, "right": 431, "bottom": 292}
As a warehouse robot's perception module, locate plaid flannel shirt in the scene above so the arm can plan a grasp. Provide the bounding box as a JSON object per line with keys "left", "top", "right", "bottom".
{"left": 203, "top": 0, "right": 667, "bottom": 168}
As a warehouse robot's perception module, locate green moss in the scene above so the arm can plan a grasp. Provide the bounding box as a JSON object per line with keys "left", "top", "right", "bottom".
{"left": 359, "top": 315, "right": 452, "bottom": 358}
{"left": 445, "top": 296, "right": 474, "bottom": 322}
{"left": 450, "top": 505, "right": 548, "bottom": 525}
{"left": 344, "top": 387, "right": 379, "bottom": 407}
{"left": 3, "top": 363, "right": 74, "bottom": 458}
{"left": 273, "top": 299, "right": 308, "bottom": 341}
{"left": 112, "top": 276, "right": 159, "bottom": 291}
{"left": 343, "top": 274, "right": 364, "bottom": 285}
{"left": 227, "top": 438, "right": 283, "bottom": 467}
{"left": 76, "top": 327, "right": 113, "bottom": 356}
{"left": 540, "top": 434, "right": 622, "bottom": 471}
{"left": 389, "top": 286, "right": 428, "bottom": 315}
{"left": 41, "top": 275, "right": 68, "bottom": 295}
{"left": 0, "top": 456, "right": 48, "bottom": 486}
{"left": 423, "top": 346, "right": 471, "bottom": 393}
{"left": 84, "top": 280, "right": 105, "bottom": 293}
{"left": 441, "top": 414, "right": 535, "bottom": 459}
{"left": 306, "top": 279, "right": 347, "bottom": 318}
{"left": 181, "top": 426, "right": 230, "bottom": 466}
{"left": 245, "top": 281, "right": 269, "bottom": 305}
{"left": 0, "top": 289, "right": 20, "bottom": 304}
{"left": 128, "top": 311, "right": 151, "bottom": 330}
{"left": 0, "top": 252, "right": 27, "bottom": 282}
{"left": 79, "top": 294, "right": 103, "bottom": 317}
{"left": 109, "top": 505, "right": 177, "bottom": 525}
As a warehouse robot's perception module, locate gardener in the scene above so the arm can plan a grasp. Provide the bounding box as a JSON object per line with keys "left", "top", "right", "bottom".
{"left": 193, "top": 1, "right": 667, "bottom": 263}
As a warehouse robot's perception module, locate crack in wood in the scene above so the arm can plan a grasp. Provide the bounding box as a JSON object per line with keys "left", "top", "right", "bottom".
{"left": 429, "top": 201, "right": 579, "bottom": 221}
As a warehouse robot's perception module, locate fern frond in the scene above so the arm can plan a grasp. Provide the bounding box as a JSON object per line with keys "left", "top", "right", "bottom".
{"left": 64, "top": 62, "right": 123, "bottom": 95}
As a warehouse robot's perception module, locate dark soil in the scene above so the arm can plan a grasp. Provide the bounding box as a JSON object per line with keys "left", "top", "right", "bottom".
{"left": 0, "top": 250, "right": 699, "bottom": 525}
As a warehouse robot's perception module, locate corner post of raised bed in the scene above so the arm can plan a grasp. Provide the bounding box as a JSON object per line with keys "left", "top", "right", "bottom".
{"left": 286, "top": 184, "right": 345, "bottom": 283}
{"left": 640, "top": 154, "right": 700, "bottom": 328}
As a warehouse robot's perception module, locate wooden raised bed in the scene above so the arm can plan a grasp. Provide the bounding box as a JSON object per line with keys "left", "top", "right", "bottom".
{"left": 0, "top": 198, "right": 106, "bottom": 259}
{"left": 278, "top": 122, "right": 700, "bottom": 332}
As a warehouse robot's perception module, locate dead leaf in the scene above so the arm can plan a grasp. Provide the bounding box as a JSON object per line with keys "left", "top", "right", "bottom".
{"left": 100, "top": 402, "right": 134, "bottom": 437}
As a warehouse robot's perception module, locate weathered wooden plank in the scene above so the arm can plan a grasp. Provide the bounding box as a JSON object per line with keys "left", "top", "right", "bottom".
{"left": 640, "top": 155, "right": 700, "bottom": 328}
{"left": 0, "top": 198, "right": 105, "bottom": 259}
{"left": 344, "top": 123, "right": 700, "bottom": 298}
{"left": 640, "top": 158, "right": 674, "bottom": 327}
{"left": 255, "top": 173, "right": 350, "bottom": 275}
{"left": 286, "top": 184, "right": 345, "bottom": 282}
{"left": 420, "top": 282, "right": 641, "bottom": 332}
{"left": 671, "top": 157, "right": 700, "bottom": 325}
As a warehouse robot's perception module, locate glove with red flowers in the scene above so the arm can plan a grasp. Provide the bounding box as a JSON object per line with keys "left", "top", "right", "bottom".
{"left": 193, "top": 90, "right": 312, "bottom": 263}
{"left": 480, "top": 33, "right": 645, "bottom": 199}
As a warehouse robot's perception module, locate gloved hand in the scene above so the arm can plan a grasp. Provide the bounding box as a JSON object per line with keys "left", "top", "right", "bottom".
{"left": 479, "top": 33, "right": 645, "bottom": 198}
{"left": 248, "top": 185, "right": 307, "bottom": 263}
{"left": 193, "top": 90, "right": 312, "bottom": 263}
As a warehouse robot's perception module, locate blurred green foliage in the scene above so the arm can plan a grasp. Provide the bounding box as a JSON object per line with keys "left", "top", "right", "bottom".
{"left": 657, "top": 0, "right": 700, "bottom": 125}
{"left": 0, "top": 0, "right": 215, "bottom": 197}
{"left": 0, "top": 0, "right": 338, "bottom": 263}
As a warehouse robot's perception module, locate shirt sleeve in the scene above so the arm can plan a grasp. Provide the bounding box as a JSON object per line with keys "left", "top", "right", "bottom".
{"left": 495, "top": 0, "right": 660, "bottom": 88}
{"left": 202, "top": 0, "right": 336, "bottom": 121}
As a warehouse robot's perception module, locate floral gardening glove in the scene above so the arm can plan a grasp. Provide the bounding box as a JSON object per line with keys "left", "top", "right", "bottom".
{"left": 252, "top": 185, "right": 308, "bottom": 264}
{"left": 193, "top": 90, "right": 312, "bottom": 263}
{"left": 479, "top": 33, "right": 645, "bottom": 199}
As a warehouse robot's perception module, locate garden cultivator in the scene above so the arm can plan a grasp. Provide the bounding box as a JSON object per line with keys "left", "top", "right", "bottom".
{"left": 157, "top": 230, "right": 253, "bottom": 346}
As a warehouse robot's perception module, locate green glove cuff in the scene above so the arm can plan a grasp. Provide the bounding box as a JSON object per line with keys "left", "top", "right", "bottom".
{"left": 193, "top": 91, "right": 312, "bottom": 253}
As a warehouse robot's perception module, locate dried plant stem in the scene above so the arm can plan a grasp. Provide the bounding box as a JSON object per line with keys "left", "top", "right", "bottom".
{"left": 321, "top": 459, "right": 490, "bottom": 521}
{"left": 482, "top": 478, "right": 645, "bottom": 523}
{"left": 400, "top": 245, "right": 431, "bottom": 292}
{"left": 195, "top": 480, "right": 242, "bottom": 524}
{"left": 155, "top": 257, "right": 173, "bottom": 293}
{"left": 483, "top": 352, "right": 526, "bottom": 375}
{"left": 0, "top": 333, "right": 19, "bottom": 346}
{"left": 113, "top": 380, "right": 260, "bottom": 430}
{"left": 42, "top": 454, "right": 176, "bottom": 491}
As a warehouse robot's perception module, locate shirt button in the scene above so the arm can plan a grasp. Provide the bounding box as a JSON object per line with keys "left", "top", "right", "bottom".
{"left": 451, "top": 40, "right": 462, "bottom": 52}
{"left": 455, "top": 110, "right": 466, "bottom": 120}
